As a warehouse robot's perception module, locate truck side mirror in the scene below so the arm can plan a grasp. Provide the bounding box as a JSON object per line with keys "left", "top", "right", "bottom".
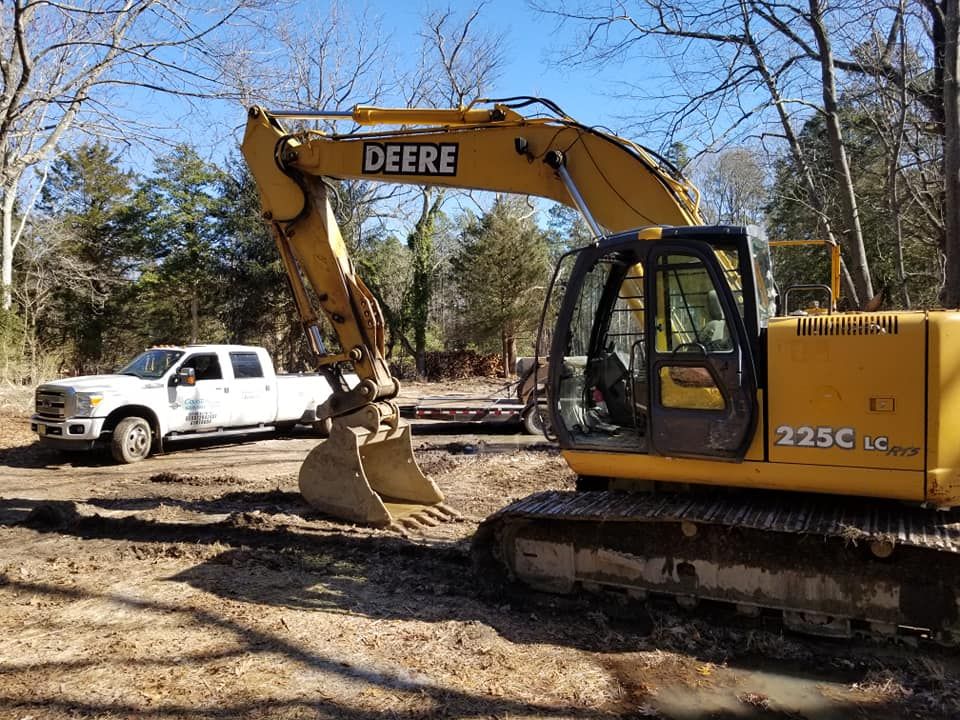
{"left": 177, "top": 367, "right": 196, "bottom": 386}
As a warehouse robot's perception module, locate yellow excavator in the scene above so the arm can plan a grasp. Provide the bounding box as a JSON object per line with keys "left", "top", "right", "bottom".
{"left": 242, "top": 98, "right": 960, "bottom": 641}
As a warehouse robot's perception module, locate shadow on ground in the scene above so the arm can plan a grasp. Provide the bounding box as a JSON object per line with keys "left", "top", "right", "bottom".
{"left": 0, "top": 432, "right": 284, "bottom": 470}
{"left": 1, "top": 494, "right": 953, "bottom": 719}
{"left": 0, "top": 574, "right": 623, "bottom": 720}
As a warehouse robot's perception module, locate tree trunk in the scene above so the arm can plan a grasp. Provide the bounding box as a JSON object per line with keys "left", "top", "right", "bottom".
{"left": 500, "top": 328, "right": 517, "bottom": 378}
{"left": 809, "top": 0, "right": 874, "bottom": 307}
{"left": 941, "top": 0, "right": 960, "bottom": 306}
{"left": 839, "top": 261, "right": 859, "bottom": 310}
{"left": 744, "top": 14, "right": 861, "bottom": 308}
{"left": 407, "top": 189, "right": 444, "bottom": 378}
{"left": 889, "top": 131, "right": 913, "bottom": 308}
{"left": 1, "top": 179, "right": 19, "bottom": 311}
{"left": 500, "top": 329, "right": 508, "bottom": 378}
{"left": 29, "top": 315, "right": 38, "bottom": 385}
{"left": 191, "top": 286, "right": 199, "bottom": 344}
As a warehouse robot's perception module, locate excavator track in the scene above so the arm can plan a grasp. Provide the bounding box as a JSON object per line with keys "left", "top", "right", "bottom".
{"left": 472, "top": 490, "right": 960, "bottom": 641}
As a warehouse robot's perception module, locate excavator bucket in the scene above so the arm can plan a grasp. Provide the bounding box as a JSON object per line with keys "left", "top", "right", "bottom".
{"left": 298, "top": 421, "right": 457, "bottom": 529}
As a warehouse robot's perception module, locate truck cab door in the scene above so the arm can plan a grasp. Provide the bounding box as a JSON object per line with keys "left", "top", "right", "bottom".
{"left": 168, "top": 352, "right": 229, "bottom": 432}
{"left": 227, "top": 350, "right": 273, "bottom": 426}
{"left": 645, "top": 241, "right": 757, "bottom": 460}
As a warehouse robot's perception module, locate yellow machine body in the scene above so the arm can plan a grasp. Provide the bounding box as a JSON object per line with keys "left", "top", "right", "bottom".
{"left": 565, "top": 311, "right": 960, "bottom": 507}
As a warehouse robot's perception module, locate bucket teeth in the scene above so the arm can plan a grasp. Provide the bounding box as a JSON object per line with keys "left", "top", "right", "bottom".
{"left": 420, "top": 506, "right": 451, "bottom": 522}
{"left": 435, "top": 503, "right": 463, "bottom": 520}
{"left": 413, "top": 512, "right": 440, "bottom": 527}
{"left": 397, "top": 513, "right": 443, "bottom": 531}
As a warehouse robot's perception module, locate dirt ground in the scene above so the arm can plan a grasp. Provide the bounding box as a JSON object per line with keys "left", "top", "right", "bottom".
{"left": 2, "top": 396, "right": 960, "bottom": 719}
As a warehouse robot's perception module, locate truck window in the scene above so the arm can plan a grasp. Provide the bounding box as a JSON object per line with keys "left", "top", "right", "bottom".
{"left": 118, "top": 349, "right": 183, "bottom": 379}
{"left": 230, "top": 352, "right": 264, "bottom": 379}
{"left": 181, "top": 354, "right": 223, "bottom": 381}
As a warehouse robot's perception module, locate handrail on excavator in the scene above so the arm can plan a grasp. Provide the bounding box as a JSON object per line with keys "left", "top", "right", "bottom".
{"left": 769, "top": 238, "right": 842, "bottom": 310}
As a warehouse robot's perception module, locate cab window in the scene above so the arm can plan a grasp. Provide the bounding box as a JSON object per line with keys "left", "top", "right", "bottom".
{"left": 655, "top": 254, "right": 733, "bottom": 353}
{"left": 555, "top": 250, "right": 649, "bottom": 451}
{"left": 180, "top": 353, "right": 222, "bottom": 381}
{"left": 230, "top": 352, "right": 264, "bottom": 379}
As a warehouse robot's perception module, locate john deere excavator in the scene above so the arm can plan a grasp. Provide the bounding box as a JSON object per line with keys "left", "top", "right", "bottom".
{"left": 242, "top": 98, "right": 960, "bottom": 641}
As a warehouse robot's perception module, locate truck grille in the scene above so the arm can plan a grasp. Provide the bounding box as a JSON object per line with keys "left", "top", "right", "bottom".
{"left": 35, "top": 388, "right": 68, "bottom": 419}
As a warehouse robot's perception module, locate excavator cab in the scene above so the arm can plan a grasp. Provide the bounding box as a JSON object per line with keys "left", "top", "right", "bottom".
{"left": 546, "top": 226, "right": 770, "bottom": 462}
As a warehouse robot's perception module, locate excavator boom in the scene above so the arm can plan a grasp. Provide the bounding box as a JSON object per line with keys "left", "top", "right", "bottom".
{"left": 244, "top": 101, "right": 701, "bottom": 231}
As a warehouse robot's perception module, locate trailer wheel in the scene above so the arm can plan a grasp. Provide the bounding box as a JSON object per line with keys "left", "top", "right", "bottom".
{"left": 111, "top": 416, "right": 152, "bottom": 463}
{"left": 521, "top": 404, "right": 547, "bottom": 436}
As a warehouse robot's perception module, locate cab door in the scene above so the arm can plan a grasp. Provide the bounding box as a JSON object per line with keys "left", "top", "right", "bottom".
{"left": 228, "top": 350, "right": 273, "bottom": 426}
{"left": 167, "top": 352, "right": 230, "bottom": 432}
{"left": 645, "top": 242, "right": 757, "bottom": 460}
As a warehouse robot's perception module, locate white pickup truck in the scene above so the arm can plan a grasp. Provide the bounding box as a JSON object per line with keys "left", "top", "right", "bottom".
{"left": 31, "top": 344, "right": 341, "bottom": 463}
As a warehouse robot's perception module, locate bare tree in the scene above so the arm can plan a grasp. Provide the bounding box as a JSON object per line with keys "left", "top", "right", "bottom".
{"left": 855, "top": 2, "right": 944, "bottom": 307}
{"left": 807, "top": 0, "right": 873, "bottom": 303}
{"left": 0, "top": 0, "right": 260, "bottom": 310}
{"left": 415, "top": 4, "right": 505, "bottom": 108}
{"left": 694, "top": 148, "right": 767, "bottom": 224}
{"left": 221, "top": 2, "right": 506, "bottom": 376}
{"left": 534, "top": 0, "right": 937, "bottom": 307}
{"left": 398, "top": 3, "right": 506, "bottom": 376}
{"left": 219, "top": 1, "right": 408, "bottom": 369}
{"left": 10, "top": 217, "right": 100, "bottom": 384}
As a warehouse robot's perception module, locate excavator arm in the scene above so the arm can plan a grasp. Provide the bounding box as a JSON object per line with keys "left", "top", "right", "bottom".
{"left": 241, "top": 101, "right": 702, "bottom": 409}
{"left": 240, "top": 99, "right": 703, "bottom": 527}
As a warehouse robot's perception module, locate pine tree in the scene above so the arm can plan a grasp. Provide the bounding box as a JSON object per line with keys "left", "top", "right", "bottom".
{"left": 452, "top": 197, "right": 551, "bottom": 374}
{"left": 39, "top": 142, "right": 139, "bottom": 372}
{"left": 136, "top": 145, "right": 229, "bottom": 345}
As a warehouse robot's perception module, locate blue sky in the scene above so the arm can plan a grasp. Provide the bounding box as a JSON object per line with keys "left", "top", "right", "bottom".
{"left": 129, "top": 1, "right": 653, "bottom": 173}
{"left": 105, "top": 0, "right": 712, "bottom": 234}
{"left": 362, "top": 0, "right": 613, "bottom": 122}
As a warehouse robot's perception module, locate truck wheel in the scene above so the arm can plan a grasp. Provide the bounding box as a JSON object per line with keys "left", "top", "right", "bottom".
{"left": 522, "top": 404, "right": 546, "bottom": 436}
{"left": 111, "top": 416, "right": 152, "bottom": 464}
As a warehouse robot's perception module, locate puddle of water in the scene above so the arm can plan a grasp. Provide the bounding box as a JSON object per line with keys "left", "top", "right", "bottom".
{"left": 654, "top": 667, "right": 852, "bottom": 719}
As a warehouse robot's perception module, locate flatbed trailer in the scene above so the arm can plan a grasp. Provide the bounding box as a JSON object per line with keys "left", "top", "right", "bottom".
{"left": 399, "top": 360, "right": 548, "bottom": 436}
{"left": 400, "top": 395, "right": 529, "bottom": 423}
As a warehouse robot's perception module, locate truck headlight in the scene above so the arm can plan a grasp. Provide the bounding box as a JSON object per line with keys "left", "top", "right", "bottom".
{"left": 74, "top": 393, "right": 104, "bottom": 417}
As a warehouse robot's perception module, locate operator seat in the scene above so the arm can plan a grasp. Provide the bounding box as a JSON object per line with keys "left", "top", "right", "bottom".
{"left": 703, "top": 290, "right": 730, "bottom": 350}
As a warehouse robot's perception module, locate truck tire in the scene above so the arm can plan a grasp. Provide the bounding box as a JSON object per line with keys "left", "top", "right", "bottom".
{"left": 522, "top": 404, "right": 547, "bottom": 436}
{"left": 111, "top": 416, "right": 152, "bottom": 464}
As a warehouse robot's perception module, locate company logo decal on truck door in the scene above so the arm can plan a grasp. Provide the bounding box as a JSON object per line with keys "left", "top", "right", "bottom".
{"left": 362, "top": 142, "right": 458, "bottom": 176}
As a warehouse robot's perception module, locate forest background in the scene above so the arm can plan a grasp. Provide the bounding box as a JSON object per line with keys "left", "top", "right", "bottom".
{"left": 0, "top": 0, "right": 954, "bottom": 387}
